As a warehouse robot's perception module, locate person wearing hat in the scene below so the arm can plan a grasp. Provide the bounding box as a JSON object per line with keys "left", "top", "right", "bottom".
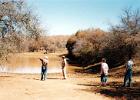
{"left": 61, "top": 56, "right": 67, "bottom": 79}
{"left": 39, "top": 56, "right": 48, "bottom": 81}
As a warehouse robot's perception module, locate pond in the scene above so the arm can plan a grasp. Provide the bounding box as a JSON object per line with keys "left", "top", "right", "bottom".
{"left": 0, "top": 66, "right": 62, "bottom": 74}
{"left": 0, "top": 53, "right": 64, "bottom": 74}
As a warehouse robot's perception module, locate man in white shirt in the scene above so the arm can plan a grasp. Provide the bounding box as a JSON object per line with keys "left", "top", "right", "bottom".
{"left": 123, "top": 57, "right": 134, "bottom": 87}
{"left": 100, "top": 58, "right": 109, "bottom": 86}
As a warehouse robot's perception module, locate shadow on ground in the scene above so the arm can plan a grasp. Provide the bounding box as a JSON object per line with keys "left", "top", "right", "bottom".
{"left": 78, "top": 82, "right": 140, "bottom": 100}
{"left": 0, "top": 75, "right": 13, "bottom": 80}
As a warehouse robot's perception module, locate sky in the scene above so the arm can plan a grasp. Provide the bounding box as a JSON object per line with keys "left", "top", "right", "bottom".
{"left": 26, "top": 0, "right": 140, "bottom": 35}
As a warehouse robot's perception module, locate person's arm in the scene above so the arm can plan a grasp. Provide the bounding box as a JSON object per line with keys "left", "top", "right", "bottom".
{"left": 39, "top": 58, "right": 43, "bottom": 61}
{"left": 125, "top": 62, "right": 128, "bottom": 71}
{"left": 39, "top": 58, "right": 44, "bottom": 66}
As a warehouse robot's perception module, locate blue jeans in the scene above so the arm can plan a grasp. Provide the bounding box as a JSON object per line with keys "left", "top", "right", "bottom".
{"left": 123, "top": 69, "right": 132, "bottom": 87}
{"left": 41, "top": 67, "right": 47, "bottom": 80}
{"left": 101, "top": 74, "right": 107, "bottom": 83}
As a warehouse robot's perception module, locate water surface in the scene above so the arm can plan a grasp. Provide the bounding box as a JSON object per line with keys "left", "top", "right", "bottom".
{"left": 0, "top": 66, "right": 62, "bottom": 74}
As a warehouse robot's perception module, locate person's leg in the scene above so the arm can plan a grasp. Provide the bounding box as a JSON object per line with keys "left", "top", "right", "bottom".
{"left": 123, "top": 71, "right": 128, "bottom": 87}
{"left": 62, "top": 69, "right": 66, "bottom": 79}
{"left": 62, "top": 69, "right": 65, "bottom": 79}
{"left": 45, "top": 67, "right": 47, "bottom": 79}
{"left": 101, "top": 74, "right": 104, "bottom": 85}
{"left": 43, "top": 69, "right": 47, "bottom": 80}
{"left": 64, "top": 68, "right": 67, "bottom": 79}
{"left": 43, "top": 72, "right": 45, "bottom": 80}
{"left": 102, "top": 76, "right": 107, "bottom": 86}
{"left": 128, "top": 70, "right": 132, "bottom": 87}
{"left": 41, "top": 72, "right": 43, "bottom": 80}
{"left": 44, "top": 71, "right": 47, "bottom": 80}
{"left": 42, "top": 73, "right": 45, "bottom": 80}
{"left": 104, "top": 76, "right": 107, "bottom": 86}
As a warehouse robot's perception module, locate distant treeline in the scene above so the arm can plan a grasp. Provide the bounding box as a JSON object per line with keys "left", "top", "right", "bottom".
{"left": 66, "top": 8, "right": 140, "bottom": 68}
{"left": 30, "top": 35, "right": 70, "bottom": 53}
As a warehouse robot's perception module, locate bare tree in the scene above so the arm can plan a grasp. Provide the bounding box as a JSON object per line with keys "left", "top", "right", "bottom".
{"left": 112, "top": 7, "right": 140, "bottom": 35}
{"left": 0, "top": 0, "right": 44, "bottom": 63}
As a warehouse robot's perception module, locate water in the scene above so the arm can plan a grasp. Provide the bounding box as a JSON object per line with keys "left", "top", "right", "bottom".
{"left": 0, "top": 53, "right": 64, "bottom": 74}
{"left": 0, "top": 66, "right": 62, "bottom": 74}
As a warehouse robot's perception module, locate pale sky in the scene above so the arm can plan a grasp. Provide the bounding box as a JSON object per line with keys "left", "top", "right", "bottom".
{"left": 26, "top": 0, "right": 140, "bottom": 35}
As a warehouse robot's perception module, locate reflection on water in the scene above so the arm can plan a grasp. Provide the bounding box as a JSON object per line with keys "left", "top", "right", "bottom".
{"left": 1, "top": 52, "right": 64, "bottom": 74}
{"left": 0, "top": 66, "right": 62, "bottom": 74}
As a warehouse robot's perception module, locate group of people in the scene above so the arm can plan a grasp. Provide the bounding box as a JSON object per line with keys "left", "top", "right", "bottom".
{"left": 100, "top": 57, "right": 134, "bottom": 87}
{"left": 39, "top": 55, "right": 134, "bottom": 87}
{"left": 39, "top": 56, "right": 67, "bottom": 81}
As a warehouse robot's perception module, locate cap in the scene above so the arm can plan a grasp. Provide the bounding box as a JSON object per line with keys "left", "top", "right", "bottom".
{"left": 44, "top": 56, "right": 48, "bottom": 59}
{"left": 62, "top": 56, "right": 65, "bottom": 58}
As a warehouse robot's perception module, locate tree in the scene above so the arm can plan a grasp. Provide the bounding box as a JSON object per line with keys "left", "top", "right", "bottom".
{"left": 110, "top": 8, "right": 140, "bottom": 59}
{"left": 111, "top": 7, "right": 140, "bottom": 35}
{"left": 66, "top": 28, "right": 106, "bottom": 66}
{"left": 0, "top": 0, "right": 43, "bottom": 63}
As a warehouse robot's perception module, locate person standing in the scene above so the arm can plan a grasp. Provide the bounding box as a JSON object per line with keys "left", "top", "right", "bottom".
{"left": 123, "top": 57, "right": 134, "bottom": 87}
{"left": 40, "top": 56, "right": 48, "bottom": 81}
{"left": 100, "top": 58, "right": 109, "bottom": 86}
{"left": 61, "top": 56, "right": 67, "bottom": 79}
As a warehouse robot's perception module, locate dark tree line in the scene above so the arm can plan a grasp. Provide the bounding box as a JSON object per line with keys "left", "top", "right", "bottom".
{"left": 66, "top": 8, "right": 140, "bottom": 68}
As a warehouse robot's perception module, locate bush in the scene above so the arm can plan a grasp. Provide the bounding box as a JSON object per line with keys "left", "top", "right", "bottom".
{"left": 66, "top": 28, "right": 138, "bottom": 68}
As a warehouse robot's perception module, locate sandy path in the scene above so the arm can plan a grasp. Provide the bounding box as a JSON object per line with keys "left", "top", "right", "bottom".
{"left": 0, "top": 73, "right": 112, "bottom": 100}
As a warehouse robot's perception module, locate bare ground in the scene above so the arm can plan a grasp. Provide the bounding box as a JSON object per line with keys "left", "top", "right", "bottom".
{"left": 0, "top": 73, "right": 112, "bottom": 100}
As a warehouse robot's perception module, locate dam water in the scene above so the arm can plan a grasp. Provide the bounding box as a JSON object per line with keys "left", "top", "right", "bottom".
{"left": 0, "top": 66, "right": 62, "bottom": 74}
